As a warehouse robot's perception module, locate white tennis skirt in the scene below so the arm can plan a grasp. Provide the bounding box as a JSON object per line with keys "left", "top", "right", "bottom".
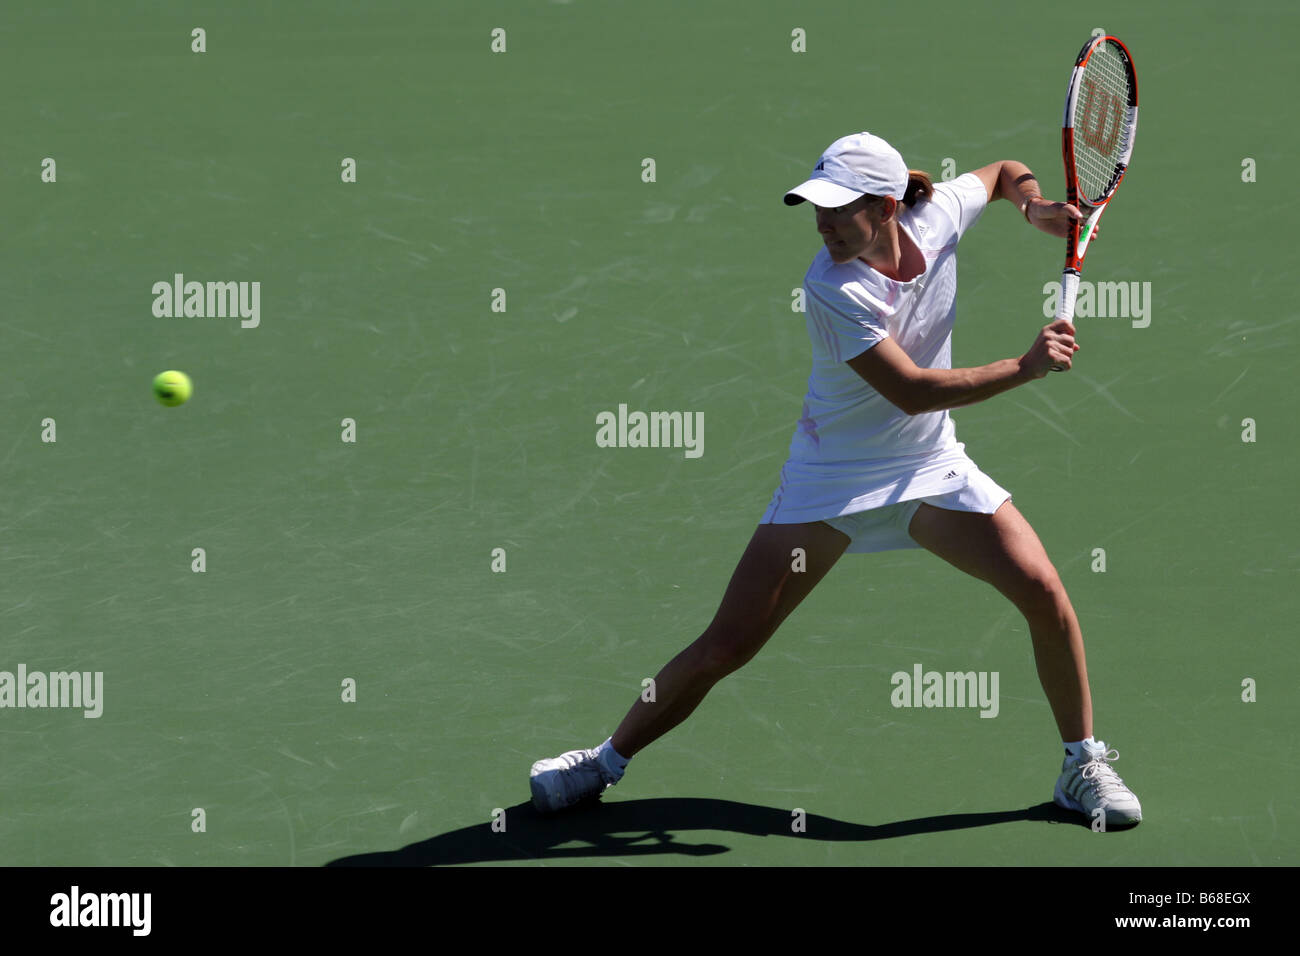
{"left": 764, "top": 464, "right": 1011, "bottom": 555}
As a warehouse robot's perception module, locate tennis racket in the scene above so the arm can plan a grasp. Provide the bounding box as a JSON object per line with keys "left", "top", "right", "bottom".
{"left": 1051, "top": 34, "right": 1138, "bottom": 370}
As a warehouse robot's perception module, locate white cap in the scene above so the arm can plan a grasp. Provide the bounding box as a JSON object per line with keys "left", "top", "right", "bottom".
{"left": 783, "top": 131, "right": 909, "bottom": 206}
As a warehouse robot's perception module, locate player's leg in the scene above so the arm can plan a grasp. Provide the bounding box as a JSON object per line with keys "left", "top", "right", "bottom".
{"left": 610, "top": 519, "right": 850, "bottom": 758}
{"left": 906, "top": 499, "right": 1089, "bottom": 740}
{"left": 530, "top": 520, "right": 850, "bottom": 812}
{"left": 907, "top": 498, "right": 1141, "bottom": 824}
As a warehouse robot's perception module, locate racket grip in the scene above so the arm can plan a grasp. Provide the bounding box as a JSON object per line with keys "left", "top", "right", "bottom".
{"left": 1054, "top": 271, "right": 1080, "bottom": 322}
{"left": 1049, "top": 272, "right": 1080, "bottom": 372}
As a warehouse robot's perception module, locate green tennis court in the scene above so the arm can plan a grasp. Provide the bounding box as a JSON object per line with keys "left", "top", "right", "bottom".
{"left": 1, "top": 0, "right": 1295, "bottom": 867}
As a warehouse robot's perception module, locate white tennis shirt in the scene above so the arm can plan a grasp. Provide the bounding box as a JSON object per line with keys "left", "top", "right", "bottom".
{"left": 762, "top": 172, "right": 990, "bottom": 523}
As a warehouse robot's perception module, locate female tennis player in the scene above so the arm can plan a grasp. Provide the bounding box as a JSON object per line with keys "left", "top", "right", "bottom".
{"left": 531, "top": 131, "right": 1141, "bottom": 827}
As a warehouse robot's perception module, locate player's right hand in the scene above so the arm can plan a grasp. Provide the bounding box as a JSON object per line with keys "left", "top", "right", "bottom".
{"left": 1021, "top": 319, "right": 1080, "bottom": 377}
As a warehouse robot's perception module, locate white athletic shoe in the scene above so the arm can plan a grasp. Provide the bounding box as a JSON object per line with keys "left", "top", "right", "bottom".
{"left": 530, "top": 748, "right": 618, "bottom": 813}
{"left": 1054, "top": 738, "right": 1143, "bottom": 826}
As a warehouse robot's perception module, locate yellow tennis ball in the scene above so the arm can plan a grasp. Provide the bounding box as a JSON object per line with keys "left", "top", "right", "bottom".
{"left": 153, "top": 370, "right": 193, "bottom": 407}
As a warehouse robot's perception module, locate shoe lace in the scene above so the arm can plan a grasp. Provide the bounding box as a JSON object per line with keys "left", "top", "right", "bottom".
{"left": 1079, "top": 747, "right": 1127, "bottom": 797}
{"left": 564, "top": 749, "right": 614, "bottom": 785}
{"left": 560, "top": 750, "right": 591, "bottom": 770}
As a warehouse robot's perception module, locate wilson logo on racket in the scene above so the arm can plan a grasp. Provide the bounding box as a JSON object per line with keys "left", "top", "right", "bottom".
{"left": 1078, "top": 79, "right": 1126, "bottom": 155}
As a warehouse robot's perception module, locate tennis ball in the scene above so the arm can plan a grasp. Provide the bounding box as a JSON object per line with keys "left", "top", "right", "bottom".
{"left": 153, "top": 370, "right": 193, "bottom": 407}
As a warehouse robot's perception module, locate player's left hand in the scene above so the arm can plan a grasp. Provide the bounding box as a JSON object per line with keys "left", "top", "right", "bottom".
{"left": 1026, "top": 198, "right": 1098, "bottom": 241}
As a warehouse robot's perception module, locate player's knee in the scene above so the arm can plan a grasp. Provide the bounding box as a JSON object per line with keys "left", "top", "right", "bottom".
{"left": 1010, "top": 566, "right": 1070, "bottom": 623}
{"left": 694, "top": 619, "right": 771, "bottom": 679}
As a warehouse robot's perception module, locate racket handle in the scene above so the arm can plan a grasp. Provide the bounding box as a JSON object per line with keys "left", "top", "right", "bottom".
{"left": 1050, "top": 271, "right": 1080, "bottom": 372}
{"left": 1054, "top": 271, "right": 1080, "bottom": 322}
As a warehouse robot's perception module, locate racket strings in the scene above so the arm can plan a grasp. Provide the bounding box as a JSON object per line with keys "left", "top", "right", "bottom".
{"left": 1074, "top": 41, "right": 1132, "bottom": 203}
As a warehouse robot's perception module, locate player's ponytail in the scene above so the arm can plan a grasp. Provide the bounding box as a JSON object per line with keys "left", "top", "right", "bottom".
{"left": 902, "top": 170, "right": 934, "bottom": 207}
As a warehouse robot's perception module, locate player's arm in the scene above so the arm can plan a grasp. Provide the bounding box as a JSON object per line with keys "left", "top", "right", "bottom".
{"left": 846, "top": 324, "right": 1079, "bottom": 415}
{"left": 968, "top": 160, "right": 1084, "bottom": 239}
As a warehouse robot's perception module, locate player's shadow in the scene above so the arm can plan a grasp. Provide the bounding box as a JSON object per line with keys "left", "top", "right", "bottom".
{"left": 324, "top": 798, "right": 1096, "bottom": 867}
